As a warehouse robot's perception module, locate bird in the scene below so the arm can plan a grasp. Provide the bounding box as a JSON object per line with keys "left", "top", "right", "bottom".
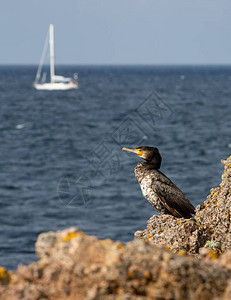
{"left": 122, "top": 146, "right": 195, "bottom": 218}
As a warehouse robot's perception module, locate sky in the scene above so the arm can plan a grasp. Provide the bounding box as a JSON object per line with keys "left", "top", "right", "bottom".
{"left": 1, "top": 0, "right": 231, "bottom": 65}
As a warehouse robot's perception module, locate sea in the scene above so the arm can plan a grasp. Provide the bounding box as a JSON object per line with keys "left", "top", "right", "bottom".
{"left": 0, "top": 65, "right": 230, "bottom": 270}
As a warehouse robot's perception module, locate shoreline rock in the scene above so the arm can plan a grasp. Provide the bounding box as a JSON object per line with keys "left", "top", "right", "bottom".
{"left": 135, "top": 156, "right": 231, "bottom": 255}
{"left": 0, "top": 156, "right": 231, "bottom": 299}
{"left": 1, "top": 227, "right": 231, "bottom": 300}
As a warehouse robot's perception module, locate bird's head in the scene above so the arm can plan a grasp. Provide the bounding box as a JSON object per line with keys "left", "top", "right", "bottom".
{"left": 122, "top": 146, "right": 162, "bottom": 169}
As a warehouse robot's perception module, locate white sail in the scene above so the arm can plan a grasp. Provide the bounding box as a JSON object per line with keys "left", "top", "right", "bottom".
{"left": 34, "top": 24, "right": 78, "bottom": 91}
{"left": 34, "top": 30, "right": 49, "bottom": 84}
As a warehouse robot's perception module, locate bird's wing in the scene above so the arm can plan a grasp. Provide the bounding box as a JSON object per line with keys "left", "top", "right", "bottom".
{"left": 151, "top": 172, "right": 195, "bottom": 218}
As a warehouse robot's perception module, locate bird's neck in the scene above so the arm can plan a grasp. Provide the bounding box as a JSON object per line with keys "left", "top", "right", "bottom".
{"left": 135, "top": 162, "right": 160, "bottom": 184}
{"left": 138, "top": 161, "right": 160, "bottom": 170}
{"left": 146, "top": 156, "right": 161, "bottom": 169}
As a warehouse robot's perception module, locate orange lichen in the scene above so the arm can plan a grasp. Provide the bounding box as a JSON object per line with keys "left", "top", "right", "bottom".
{"left": 0, "top": 267, "right": 6, "bottom": 279}
{"left": 207, "top": 250, "right": 220, "bottom": 260}
{"left": 146, "top": 233, "right": 154, "bottom": 241}
{"left": 117, "top": 243, "right": 124, "bottom": 249}
{"left": 164, "top": 246, "right": 171, "bottom": 252}
{"left": 210, "top": 191, "right": 216, "bottom": 197}
{"left": 38, "top": 263, "right": 45, "bottom": 269}
{"left": 145, "top": 271, "right": 152, "bottom": 279}
{"left": 101, "top": 240, "right": 111, "bottom": 246}
{"left": 128, "top": 271, "right": 133, "bottom": 279}
{"left": 61, "top": 231, "right": 80, "bottom": 242}
{"left": 177, "top": 249, "right": 186, "bottom": 256}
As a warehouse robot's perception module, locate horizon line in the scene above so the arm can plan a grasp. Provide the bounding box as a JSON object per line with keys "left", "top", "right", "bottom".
{"left": 1, "top": 62, "right": 231, "bottom": 67}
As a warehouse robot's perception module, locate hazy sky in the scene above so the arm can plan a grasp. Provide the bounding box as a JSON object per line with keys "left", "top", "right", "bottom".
{"left": 1, "top": 0, "right": 231, "bottom": 65}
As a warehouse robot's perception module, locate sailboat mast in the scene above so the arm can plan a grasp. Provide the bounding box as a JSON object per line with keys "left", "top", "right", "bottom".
{"left": 49, "top": 24, "right": 55, "bottom": 83}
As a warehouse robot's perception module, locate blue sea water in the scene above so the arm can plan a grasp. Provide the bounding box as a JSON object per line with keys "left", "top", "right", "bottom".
{"left": 0, "top": 65, "right": 230, "bottom": 270}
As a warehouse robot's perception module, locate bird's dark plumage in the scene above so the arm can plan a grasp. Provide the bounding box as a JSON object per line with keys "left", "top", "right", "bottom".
{"left": 122, "top": 146, "right": 195, "bottom": 218}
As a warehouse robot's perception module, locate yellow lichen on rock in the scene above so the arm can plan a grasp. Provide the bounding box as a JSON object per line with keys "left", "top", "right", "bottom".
{"left": 145, "top": 271, "right": 152, "bottom": 279}
{"left": 128, "top": 270, "right": 133, "bottom": 279}
{"left": 199, "top": 248, "right": 220, "bottom": 260}
{"left": 117, "top": 243, "right": 124, "bottom": 249}
{"left": 0, "top": 267, "right": 6, "bottom": 279}
{"left": 1, "top": 227, "right": 231, "bottom": 300}
{"left": 177, "top": 249, "right": 187, "bottom": 256}
{"left": 61, "top": 231, "right": 80, "bottom": 242}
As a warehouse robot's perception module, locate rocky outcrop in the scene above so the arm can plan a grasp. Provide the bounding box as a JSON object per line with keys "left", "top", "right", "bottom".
{"left": 135, "top": 156, "right": 231, "bottom": 254}
{"left": 1, "top": 156, "right": 231, "bottom": 299}
{"left": 1, "top": 227, "right": 231, "bottom": 300}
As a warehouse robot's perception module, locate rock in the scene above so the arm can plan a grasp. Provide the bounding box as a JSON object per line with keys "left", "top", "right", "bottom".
{"left": 0, "top": 228, "right": 231, "bottom": 300}
{"left": 0, "top": 267, "right": 12, "bottom": 285}
{"left": 1, "top": 156, "right": 231, "bottom": 299}
{"left": 195, "top": 156, "right": 231, "bottom": 252}
{"left": 135, "top": 156, "right": 231, "bottom": 254}
{"left": 135, "top": 215, "right": 209, "bottom": 254}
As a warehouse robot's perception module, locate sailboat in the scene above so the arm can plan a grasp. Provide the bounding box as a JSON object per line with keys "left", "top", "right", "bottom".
{"left": 34, "top": 24, "right": 78, "bottom": 90}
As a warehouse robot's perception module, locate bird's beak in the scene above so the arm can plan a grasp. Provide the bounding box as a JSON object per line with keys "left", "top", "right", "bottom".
{"left": 122, "top": 147, "right": 141, "bottom": 155}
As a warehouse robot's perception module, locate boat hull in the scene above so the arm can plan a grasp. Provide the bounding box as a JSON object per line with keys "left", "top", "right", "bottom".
{"left": 34, "top": 81, "right": 78, "bottom": 91}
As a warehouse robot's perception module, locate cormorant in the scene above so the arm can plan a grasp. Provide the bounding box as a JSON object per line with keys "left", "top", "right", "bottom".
{"left": 122, "top": 146, "right": 195, "bottom": 218}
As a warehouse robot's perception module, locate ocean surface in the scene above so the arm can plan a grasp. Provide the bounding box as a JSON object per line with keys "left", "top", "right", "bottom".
{"left": 0, "top": 65, "right": 230, "bottom": 270}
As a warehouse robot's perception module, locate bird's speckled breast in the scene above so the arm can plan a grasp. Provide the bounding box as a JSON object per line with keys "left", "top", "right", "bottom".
{"left": 134, "top": 163, "right": 168, "bottom": 214}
